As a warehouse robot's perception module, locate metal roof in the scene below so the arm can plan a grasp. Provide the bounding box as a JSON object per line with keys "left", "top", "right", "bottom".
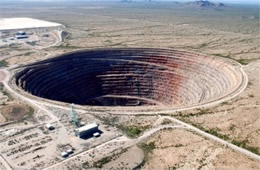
{"left": 76, "top": 123, "right": 98, "bottom": 132}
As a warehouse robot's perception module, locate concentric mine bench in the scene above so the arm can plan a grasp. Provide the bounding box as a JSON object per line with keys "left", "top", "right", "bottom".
{"left": 15, "top": 48, "right": 244, "bottom": 107}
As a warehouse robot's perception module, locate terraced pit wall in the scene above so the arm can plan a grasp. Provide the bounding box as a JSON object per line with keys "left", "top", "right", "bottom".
{"left": 15, "top": 48, "right": 244, "bottom": 109}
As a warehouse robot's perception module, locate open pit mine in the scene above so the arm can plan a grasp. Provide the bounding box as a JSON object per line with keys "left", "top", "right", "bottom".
{"left": 14, "top": 48, "right": 246, "bottom": 111}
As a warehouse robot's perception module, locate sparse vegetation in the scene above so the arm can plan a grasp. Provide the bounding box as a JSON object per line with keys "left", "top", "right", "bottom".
{"left": 231, "top": 139, "right": 260, "bottom": 155}
{"left": 139, "top": 142, "right": 156, "bottom": 159}
{"left": 168, "top": 165, "right": 179, "bottom": 170}
{"left": 236, "top": 59, "right": 248, "bottom": 65}
{"left": 24, "top": 52, "right": 34, "bottom": 56}
{"left": 248, "top": 82, "right": 253, "bottom": 86}
{"left": 174, "top": 144, "right": 183, "bottom": 147}
{"left": 197, "top": 109, "right": 211, "bottom": 115}
{"left": 82, "top": 161, "right": 90, "bottom": 169}
{"left": 55, "top": 43, "right": 83, "bottom": 49}
{"left": 214, "top": 53, "right": 232, "bottom": 59}
{"left": 26, "top": 106, "right": 34, "bottom": 117}
{"left": 118, "top": 125, "right": 150, "bottom": 138}
{"left": 212, "top": 54, "right": 257, "bottom": 65}
{"left": 161, "top": 118, "right": 172, "bottom": 125}
{"left": 198, "top": 43, "right": 208, "bottom": 48}
{"left": 94, "top": 114, "right": 150, "bottom": 138}
{"left": 229, "top": 124, "right": 236, "bottom": 131}
{"left": 214, "top": 53, "right": 253, "bottom": 65}
{"left": 0, "top": 83, "right": 13, "bottom": 100}
{"left": 204, "top": 128, "right": 229, "bottom": 141}
{"left": 94, "top": 114, "right": 118, "bottom": 126}
{"left": 91, "top": 148, "right": 128, "bottom": 168}
{"left": 178, "top": 118, "right": 260, "bottom": 155}
{"left": 221, "top": 101, "right": 229, "bottom": 105}
{"left": 248, "top": 94, "right": 254, "bottom": 98}
{"left": 0, "top": 60, "right": 8, "bottom": 67}
{"left": 26, "top": 41, "right": 36, "bottom": 46}
{"left": 2, "top": 90, "right": 12, "bottom": 100}
{"left": 177, "top": 109, "right": 212, "bottom": 118}
{"left": 93, "top": 156, "right": 113, "bottom": 168}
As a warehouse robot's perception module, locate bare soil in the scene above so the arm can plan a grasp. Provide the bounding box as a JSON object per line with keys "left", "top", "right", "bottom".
{"left": 142, "top": 129, "right": 259, "bottom": 170}
{"left": 0, "top": 103, "right": 28, "bottom": 121}
{"left": 183, "top": 60, "right": 260, "bottom": 150}
{"left": 103, "top": 145, "right": 144, "bottom": 169}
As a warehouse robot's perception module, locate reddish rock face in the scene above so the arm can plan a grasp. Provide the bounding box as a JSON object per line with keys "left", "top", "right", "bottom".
{"left": 15, "top": 48, "right": 243, "bottom": 107}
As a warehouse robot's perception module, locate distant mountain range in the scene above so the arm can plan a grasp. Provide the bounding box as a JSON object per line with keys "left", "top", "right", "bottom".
{"left": 3, "top": 0, "right": 227, "bottom": 9}
{"left": 185, "top": 1, "right": 226, "bottom": 9}
{"left": 119, "top": 0, "right": 226, "bottom": 8}
{"left": 121, "top": 0, "right": 153, "bottom": 2}
{"left": 119, "top": 0, "right": 226, "bottom": 10}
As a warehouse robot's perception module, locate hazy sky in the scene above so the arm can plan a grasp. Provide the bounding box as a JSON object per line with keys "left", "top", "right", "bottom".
{"left": 151, "top": 0, "right": 259, "bottom": 5}
{"left": 3, "top": 0, "right": 260, "bottom": 5}
{"left": 172, "top": 0, "right": 260, "bottom": 5}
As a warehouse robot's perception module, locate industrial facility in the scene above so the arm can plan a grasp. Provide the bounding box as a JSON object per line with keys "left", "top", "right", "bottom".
{"left": 75, "top": 123, "right": 99, "bottom": 138}
{"left": 14, "top": 31, "right": 28, "bottom": 39}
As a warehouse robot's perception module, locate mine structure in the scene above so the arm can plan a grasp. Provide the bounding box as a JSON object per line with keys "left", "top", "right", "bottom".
{"left": 75, "top": 123, "right": 99, "bottom": 138}
{"left": 69, "top": 104, "right": 80, "bottom": 127}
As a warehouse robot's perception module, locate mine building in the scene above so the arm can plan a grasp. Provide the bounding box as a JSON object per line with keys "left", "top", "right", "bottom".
{"left": 60, "top": 152, "right": 68, "bottom": 158}
{"left": 93, "top": 132, "right": 100, "bottom": 137}
{"left": 15, "top": 31, "right": 29, "bottom": 39}
{"left": 75, "top": 123, "right": 99, "bottom": 138}
{"left": 66, "top": 149, "right": 73, "bottom": 154}
{"left": 16, "top": 35, "right": 29, "bottom": 39}
{"left": 45, "top": 123, "right": 55, "bottom": 130}
{"left": 16, "top": 31, "right": 26, "bottom": 35}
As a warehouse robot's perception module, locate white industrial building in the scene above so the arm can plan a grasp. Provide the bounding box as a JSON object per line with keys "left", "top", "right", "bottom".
{"left": 45, "top": 123, "right": 55, "bottom": 130}
{"left": 61, "top": 152, "right": 68, "bottom": 158}
{"left": 75, "top": 123, "right": 99, "bottom": 138}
